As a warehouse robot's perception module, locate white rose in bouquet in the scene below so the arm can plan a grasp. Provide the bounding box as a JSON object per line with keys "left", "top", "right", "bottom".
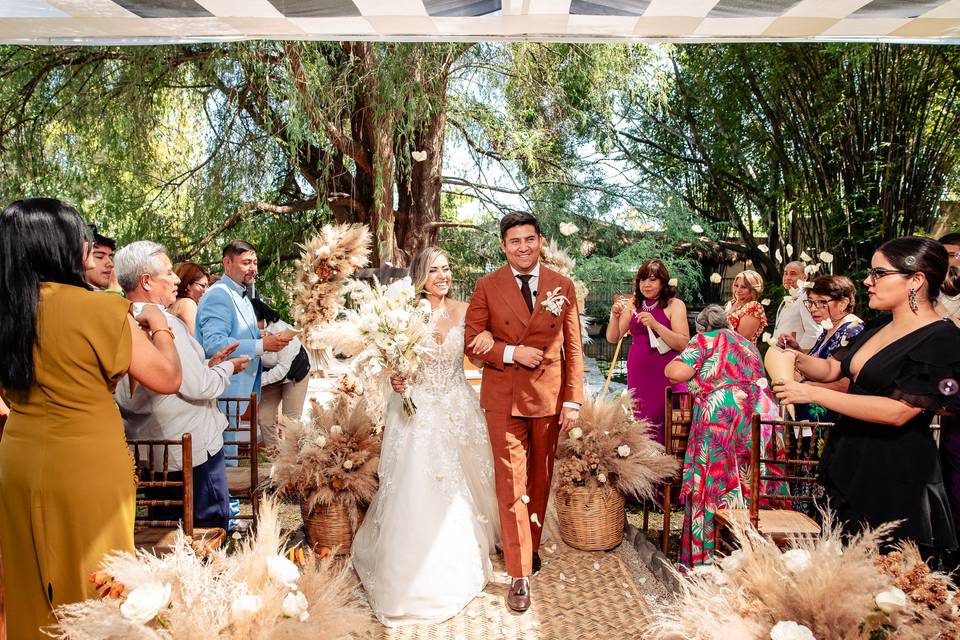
{"left": 231, "top": 593, "right": 262, "bottom": 620}
{"left": 769, "top": 620, "right": 815, "bottom": 640}
{"left": 780, "top": 549, "right": 812, "bottom": 573}
{"left": 359, "top": 314, "right": 379, "bottom": 333}
{"left": 282, "top": 591, "right": 310, "bottom": 622}
{"left": 875, "top": 587, "right": 908, "bottom": 614}
{"left": 120, "top": 582, "right": 172, "bottom": 625}
{"left": 267, "top": 554, "right": 300, "bottom": 590}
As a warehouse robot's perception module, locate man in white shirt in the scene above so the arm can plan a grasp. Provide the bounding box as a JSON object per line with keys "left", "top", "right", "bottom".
{"left": 773, "top": 261, "right": 821, "bottom": 351}
{"left": 114, "top": 241, "right": 250, "bottom": 530}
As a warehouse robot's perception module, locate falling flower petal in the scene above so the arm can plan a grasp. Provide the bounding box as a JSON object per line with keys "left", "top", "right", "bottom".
{"left": 757, "top": 244, "right": 769, "bottom": 253}
{"left": 755, "top": 377, "right": 769, "bottom": 389}
{"left": 593, "top": 562, "right": 601, "bottom": 571}
{"left": 691, "top": 224, "right": 704, "bottom": 234}
{"left": 820, "top": 319, "right": 834, "bottom": 330}
{"left": 521, "top": 494, "right": 530, "bottom": 504}
{"left": 709, "top": 273, "right": 722, "bottom": 284}
{"left": 761, "top": 332, "right": 772, "bottom": 344}
{"left": 819, "top": 251, "right": 834, "bottom": 263}
{"left": 530, "top": 513, "right": 541, "bottom": 526}
{"left": 559, "top": 222, "right": 579, "bottom": 236}
{"left": 775, "top": 249, "right": 783, "bottom": 264}
{"left": 799, "top": 251, "right": 812, "bottom": 263}
{"left": 411, "top": 150, "right": 427, "bottom": 162}
{"left": 785, "top": 244, "right": 794, "bottom": 257}
{"left": 668, "top": 278, "right": 678, "bottom": 287}
{"left": 760, "top": 298, "right": 771, "bottom": 306}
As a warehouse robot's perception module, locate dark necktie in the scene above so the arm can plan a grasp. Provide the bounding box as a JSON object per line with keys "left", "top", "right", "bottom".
{"left": 517, "top": 274, "right": 534, "bottom": 313}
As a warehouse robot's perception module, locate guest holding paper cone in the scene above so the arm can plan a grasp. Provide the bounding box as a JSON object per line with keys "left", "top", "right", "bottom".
{"left": 607, "top": 260, "right": 689, "bottom": 445}
{"left": 774, "top": 237, "right": 960, "bottom": 559}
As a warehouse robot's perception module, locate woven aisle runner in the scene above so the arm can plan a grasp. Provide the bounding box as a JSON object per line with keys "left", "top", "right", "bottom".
{"left": 353, "top": 542, "right": 651, "bottom": 639}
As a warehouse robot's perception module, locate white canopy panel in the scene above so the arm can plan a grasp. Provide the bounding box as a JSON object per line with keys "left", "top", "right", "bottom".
{"left": 1, "top": 0, "right": 959, "bottom": 44}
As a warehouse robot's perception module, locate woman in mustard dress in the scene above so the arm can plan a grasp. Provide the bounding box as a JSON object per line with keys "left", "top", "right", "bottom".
{"left": 0, "top": 198, "right": 182, "bottom": 639}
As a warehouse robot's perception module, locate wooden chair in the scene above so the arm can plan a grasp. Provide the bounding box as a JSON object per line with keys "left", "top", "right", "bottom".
{"left": 655, "top": 387, "right": 693, "bottom": 557}
{"left": 130, "top": 434, "right": 224, "bottom": 555}
{"left": 715, "top": 414, "right": 833, "bottom": 549}
{"left": 221, "top": 393, "right": 262, "bottom": 529}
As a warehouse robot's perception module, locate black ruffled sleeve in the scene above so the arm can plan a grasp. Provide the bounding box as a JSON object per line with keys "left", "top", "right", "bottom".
{"left": 890, "top": 320, "right": 960, "bottom": 414}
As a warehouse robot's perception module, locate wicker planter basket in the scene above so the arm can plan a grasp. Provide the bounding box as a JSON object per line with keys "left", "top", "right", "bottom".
{"left": 301, "top": 502, "right": 364, "bottom": 556}
{"left": 555, "top": 484, "right": 625, "bottom": 551}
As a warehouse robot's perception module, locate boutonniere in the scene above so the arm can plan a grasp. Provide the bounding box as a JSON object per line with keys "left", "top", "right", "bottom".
{"left": 541, "top": 287, "right": 569, "bottom": 316}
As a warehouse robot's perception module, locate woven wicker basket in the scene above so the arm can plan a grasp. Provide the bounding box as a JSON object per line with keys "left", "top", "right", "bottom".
{"left": 301, "top": 502, "right": 363, "bottom": 556}
{"left": 556, "top": 484, "right": 625, "bottom": 551}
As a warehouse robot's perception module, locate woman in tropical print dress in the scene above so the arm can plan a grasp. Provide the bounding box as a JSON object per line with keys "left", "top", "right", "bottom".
{"left": 665, "top": 305, "right": 787, "bottom": 567}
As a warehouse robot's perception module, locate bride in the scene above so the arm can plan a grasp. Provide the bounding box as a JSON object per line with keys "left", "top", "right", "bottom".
{"left": 351, "top": 246, "right": 501, "bottom": 627}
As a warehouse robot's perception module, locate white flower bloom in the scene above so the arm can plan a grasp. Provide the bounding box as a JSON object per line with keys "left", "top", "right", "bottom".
{"left": 719, "top": 550, "right": 743, "bottom": 573}
{"left": 786, "top": 244, "right": 794, "bottom": 257}
{"left": 231, "top": 594, "right": 262, "bottom": 619}
{"left": 760, "top": 298, "right": 771, "bottom": 306}
{"left": 579, "top": 239, "right": 595, "bottom": 256}
{"left": 709, "top": 273, "right": 722, "bottom": 284}
{"left": 769, "top": 620, "right": 815, "bottom": 640}
{"left": 799, "top": 251, "right": 812, "bottom": 263}
{"left": 282, "top": 591, "right": 310, "bottom": 622}
{"left": 668, "top": 278, "right": 678, "bottom": 287}
{"left": 521, "top": 494, "right": 530, "bottom": 504}
{"left": 691, "top": 224, "right": 704, "bottom": 234}
{"left": 775, "top": 249, "right": 783, "bottom": 264}
{"left": 780, "top": 549, "right": 812, "bottom": 573}
{"left": 559, "top": 222, "right": 579, "bottom": 236}
{"left": 267, "top": 554, "right": 301, "bottom": 589}
{"left": 416, "top": 298, "right": 432, "bottom": 315}
{"left": 314, "top": 434, "right": 327, "bottom": 448}
{"left": 875, "top": 587, "right": 908, "bottom": 614}
{"left": 329, "top": 425, "right": 343, "bottom": 435}
{"left": 411, "top": 150, "right": 427, "bottom": 162}
{"left": 343, "top": 459, "right": 354, "bottom": 470}
{"left": 358, "top": 314, "right": 379, "bottom": 333}
{"left": 530, "top": 513, "right": 541, "bottom": 526}
{"left": 757, "top": 244, "right": 769, "bottom": 253}
{"left": 804, "top": 263, "right": 820, "bottom": 276}
{"left": 120, "top": 582, "right": 172, "bottom": 625}
{"left": 568, "top": 427, "right": 583, "bottom": 440}
{"left": 617, "top": 445, "right": 631, "bottom": 458}
{"left": 820, "top": 319, "right": 834, "bottom": 330}
{"left": 818, "top": 251, "right": 834, "bottom": 264}
{"left": 597, "top": 473, "right": 607, "bottom": 483}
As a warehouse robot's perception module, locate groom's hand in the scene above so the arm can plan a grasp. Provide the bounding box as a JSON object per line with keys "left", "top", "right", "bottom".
{"left": 513, "top": 345, "right": 544, "bottom": 368}
{"left": 560, "top": 407, "right": 580, "bottom": 432}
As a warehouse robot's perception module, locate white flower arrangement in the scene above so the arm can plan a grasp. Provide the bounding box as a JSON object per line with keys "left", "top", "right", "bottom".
{"left": 541, "top": 286, "right": 570, "bottom": 316}
{"left": 119, "top": 582, "right": 171, "bottom": 625}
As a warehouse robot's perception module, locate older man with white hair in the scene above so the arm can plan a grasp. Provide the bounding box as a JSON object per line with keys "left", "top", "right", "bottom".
{"left": 114, "top": 240, "right": 250, "bottom": 530}
{"left": 774, "top": 261, "right": 822, "bottom": 351}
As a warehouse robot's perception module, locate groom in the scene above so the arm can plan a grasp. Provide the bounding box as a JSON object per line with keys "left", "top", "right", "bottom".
{"left": 465, "top": 211, "right": 584, "bottom": 612}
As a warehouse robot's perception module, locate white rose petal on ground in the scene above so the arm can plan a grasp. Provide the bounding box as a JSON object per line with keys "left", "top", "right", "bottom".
{"left": 119, "top": 582, "right": 172, "bottom": 625}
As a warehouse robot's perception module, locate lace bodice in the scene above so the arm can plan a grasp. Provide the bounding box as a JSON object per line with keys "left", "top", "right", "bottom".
{"left": 413, "top": 320, "right": 469, "bottom": 396}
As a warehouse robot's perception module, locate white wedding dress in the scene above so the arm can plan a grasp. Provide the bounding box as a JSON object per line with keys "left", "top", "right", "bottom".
{"left": 351, "top": 315, "right": 501, "bottom": 627}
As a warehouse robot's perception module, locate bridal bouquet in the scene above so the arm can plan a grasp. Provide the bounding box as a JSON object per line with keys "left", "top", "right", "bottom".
{"left": 645, "top": 516, "right": 960, "bottom": 640}
{"left": 313, "top": 276, "right": 432, "bottom": 416}
{"left": 48, "top": 499, "right": 366, "bottom": 640}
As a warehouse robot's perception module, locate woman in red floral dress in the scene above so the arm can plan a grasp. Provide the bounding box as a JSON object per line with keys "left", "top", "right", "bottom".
{"left": 725, "top": 269, "right": 768, "bottom": 343}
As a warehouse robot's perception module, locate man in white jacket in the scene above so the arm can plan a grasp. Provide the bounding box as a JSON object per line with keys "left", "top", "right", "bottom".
{"left": 114, "top": 241, "right": 250, "bottom": 530}
{"left": 773, "top": 261, "right": 822, "bottom": 351}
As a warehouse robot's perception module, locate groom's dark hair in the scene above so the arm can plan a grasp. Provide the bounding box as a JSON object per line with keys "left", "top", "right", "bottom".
{"left": 499, "top": 211, "right": 541, "bottom": 240}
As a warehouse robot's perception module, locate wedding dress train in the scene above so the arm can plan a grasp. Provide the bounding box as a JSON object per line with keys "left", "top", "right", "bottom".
{"left": 351, "top": 319, "right": 501, "bottom": 627}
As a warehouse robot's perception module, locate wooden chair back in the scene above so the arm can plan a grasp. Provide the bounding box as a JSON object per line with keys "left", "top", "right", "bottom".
{"left": 221, "top": 393, "right": 260, "bottom": 528}
{"left": 658, "top": 386, "right": 694, "bottom": 557}
{"left": 131, "top": 433, "right": 194, "bottom": 536}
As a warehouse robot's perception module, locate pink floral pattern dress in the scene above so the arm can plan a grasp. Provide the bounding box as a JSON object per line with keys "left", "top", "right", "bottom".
{"left": 726, "top": 300, "right": 767, "bottom": 342}
{"left": 674, "top": 328, "right": 786, "bottom": 567}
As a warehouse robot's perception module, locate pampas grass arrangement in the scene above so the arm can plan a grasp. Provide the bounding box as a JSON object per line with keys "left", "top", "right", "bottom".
{"left": 540, "top": 238, "right": 592, "bottom": 342}
{"left": 292, "top": 223, "right": 371, "bottom": 350}
{"left": 555, "top": 391, "right": 679, "bottom": 499}
{"left": 645, "top": 516, "right": 960, "bottom": 640}
{"left": 268, "top": 392, "right": 380, "bottom": 528}
{"left": 48, "top": 499, "right": 366, "bottom": 640}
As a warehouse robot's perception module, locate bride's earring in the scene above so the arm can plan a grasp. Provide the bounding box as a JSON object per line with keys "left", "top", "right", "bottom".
{"left": 908, "top": 287, "right": 919, "bottom": 314}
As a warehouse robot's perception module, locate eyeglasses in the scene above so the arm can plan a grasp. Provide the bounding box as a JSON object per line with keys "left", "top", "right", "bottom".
{"left": 190, "top": 281, "right": 208, "bottom": 290}
{"left": 949, "top": 251, "right": 960, "bottom": 261}
{"left": 803, "top": 299, "right": 833, "bottom": 310}
{"left": 866, "top": 267, "right": 912, "bottom": 285}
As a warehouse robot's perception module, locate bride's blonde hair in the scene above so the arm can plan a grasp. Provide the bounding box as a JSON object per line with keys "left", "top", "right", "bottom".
{"left": 408, "top": 246, "right": 455, "bottom": 299}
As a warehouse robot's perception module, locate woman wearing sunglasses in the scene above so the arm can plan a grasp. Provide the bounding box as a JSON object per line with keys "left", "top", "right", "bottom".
{"left": 774, "top": 236, "right": 960, "bottom": 561}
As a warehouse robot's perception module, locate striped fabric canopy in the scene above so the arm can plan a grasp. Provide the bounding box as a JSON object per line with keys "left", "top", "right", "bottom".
{"left": 2, "top": 0, "right": 959, "bottom": 43}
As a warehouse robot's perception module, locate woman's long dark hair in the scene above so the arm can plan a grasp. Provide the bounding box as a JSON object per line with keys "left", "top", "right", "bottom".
{"left": 0, "top": 198, "right": 91, "bottom": 393}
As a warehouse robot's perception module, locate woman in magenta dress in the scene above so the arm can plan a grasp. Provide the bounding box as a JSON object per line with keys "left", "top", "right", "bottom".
{"left": 607, "top": 260, "right": 690, "bottom": 445}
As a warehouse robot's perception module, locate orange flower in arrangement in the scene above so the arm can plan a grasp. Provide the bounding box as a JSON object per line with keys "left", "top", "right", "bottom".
{"left": 331, "top": 478, "right": 345, "bottom": 491}
{"left": 89, "top": 570, "right": 125, "bottom": 599}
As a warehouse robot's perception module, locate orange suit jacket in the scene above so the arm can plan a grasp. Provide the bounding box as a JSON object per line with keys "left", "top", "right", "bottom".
{"left": 465, "top": 264, "right": 584, "bottom": 417}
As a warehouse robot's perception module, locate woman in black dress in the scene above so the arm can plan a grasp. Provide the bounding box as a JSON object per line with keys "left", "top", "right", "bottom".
{"left": 774, "top": 237, "right": 960, "bottom": 558}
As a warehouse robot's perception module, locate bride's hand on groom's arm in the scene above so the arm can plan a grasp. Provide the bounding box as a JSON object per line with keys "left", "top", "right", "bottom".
{"left": 467, "top": 331, "right": 495, "bottom": 355}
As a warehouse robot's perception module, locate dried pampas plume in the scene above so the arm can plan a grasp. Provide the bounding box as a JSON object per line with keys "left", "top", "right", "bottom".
{"left": 48, "top": 498, "right": 366, "bottom": 640}
{"left": 554, "top": 391, "right": 678, "bottom": 499}
{"left": 540, "top": 238, "right": 591, "bottom": 340}
{"left": 646, "top": 513, "right": 960, "bottom": 639}
{"left": 291, "top": 223, "right": 371, "bottom": 349}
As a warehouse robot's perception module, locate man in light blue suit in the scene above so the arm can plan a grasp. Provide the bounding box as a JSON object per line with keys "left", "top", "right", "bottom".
{"left": 197, "top": 240, "right": 293, "bottom": 467}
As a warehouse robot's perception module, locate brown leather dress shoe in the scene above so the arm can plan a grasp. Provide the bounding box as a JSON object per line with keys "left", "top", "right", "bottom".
{"left": 532, "top": 551, "right": 542, "bottom": 575}
{"left": 507, "top": 577, "right": 531, "bottom": 612}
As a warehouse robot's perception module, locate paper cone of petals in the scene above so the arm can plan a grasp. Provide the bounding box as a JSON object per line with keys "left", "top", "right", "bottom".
{"left": 764, "top": 346, "right": 796, "bottom": 420}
